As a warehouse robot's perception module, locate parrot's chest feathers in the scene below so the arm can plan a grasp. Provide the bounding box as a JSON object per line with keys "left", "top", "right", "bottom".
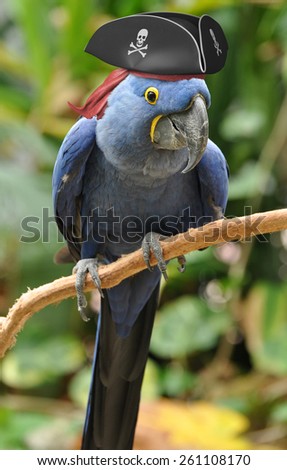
{"left": 140, "top": 148, "right": 189, "bottom": 179}
{"left": 83, "top": 152, "right": 202, "bottom": 256}
{"left": 96, "top": 136, "right": 191, "bottom": 183}
{"left": 85, "top": 148, "right": 196, "bottom": 216}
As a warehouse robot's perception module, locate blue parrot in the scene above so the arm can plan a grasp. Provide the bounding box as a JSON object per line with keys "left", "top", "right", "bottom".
{"left": 52, "top": 70, "right": 229, "bottom": 449}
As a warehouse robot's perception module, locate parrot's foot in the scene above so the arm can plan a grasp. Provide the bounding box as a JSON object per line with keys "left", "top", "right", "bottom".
{"left": 142, "top": 232, "right": 169, "bottom": 281}
{"left": 73, "top": 258, "right": 104, "bottom": 322}
{"left": 142, "top": 233, "right": 187, "bottom": 280}
{"left": 177, "top": 254, "right": 186, "bottom": 273}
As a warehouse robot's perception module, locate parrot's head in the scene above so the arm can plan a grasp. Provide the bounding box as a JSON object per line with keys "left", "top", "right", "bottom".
{"left": 96, "top": 74, "right": 210, "bottom": 181}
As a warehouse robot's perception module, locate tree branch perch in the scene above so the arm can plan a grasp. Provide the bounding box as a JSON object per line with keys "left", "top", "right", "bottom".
{"left": 1, "top": 209, "right": 286, "bottom": 358}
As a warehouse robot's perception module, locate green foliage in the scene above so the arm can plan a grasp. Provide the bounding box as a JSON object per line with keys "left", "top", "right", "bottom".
{"left": 159, "top": 364, "right": 197, "bottom": 397}
{"left": 243, "top": 283, "right": 287, "bottom": 375}
{"left": 2, "top": 335, "right": 85, "bottom": 388}
{"left": 151, "top": 296, "right": 230, "bottom": 359}
{"left": 0, "top": 408, "right": 51, "bottom": 450}
{"left": 68, "top": 366, "right": 92, "bottom": 408}
{"left": 270, "top": 402, "right": 287, "bottom": 424}
{"left": 228, "top": 163, "right": 269, "bottom": 200}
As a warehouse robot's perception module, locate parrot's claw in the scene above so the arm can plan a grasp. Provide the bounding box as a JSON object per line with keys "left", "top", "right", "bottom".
{"left": 177, "top": 255, "right": 186, "bottom": 273}
{"left": 73, "top": 258, "right": 104, "bottom": 322}
{"left": 142, "top": 232, "right": 168, "bottom": 281}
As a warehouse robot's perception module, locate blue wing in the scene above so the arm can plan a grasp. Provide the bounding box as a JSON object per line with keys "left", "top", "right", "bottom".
{"left": 196, "top": 139, "right": 229, "bottom": 221}
{"left": 52, "top": 117, "right": 97, "bottom": 260}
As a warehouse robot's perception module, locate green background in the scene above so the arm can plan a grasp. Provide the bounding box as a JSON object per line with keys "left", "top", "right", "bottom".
{"left": 1, "top": 0, "right": 287, "bottom": 450}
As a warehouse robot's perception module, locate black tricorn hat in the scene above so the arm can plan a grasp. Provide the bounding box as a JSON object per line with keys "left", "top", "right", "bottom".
{"left": 85, "top": 12, "right": 228, "bottom": 75}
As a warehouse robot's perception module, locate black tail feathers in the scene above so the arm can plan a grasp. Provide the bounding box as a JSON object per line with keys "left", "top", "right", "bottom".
{"left": 81, "top": 282, "right": 160, "bottom": 450}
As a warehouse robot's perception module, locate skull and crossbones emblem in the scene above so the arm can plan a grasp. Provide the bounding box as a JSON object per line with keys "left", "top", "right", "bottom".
{"left": 209, "top": 28, "right": 222, "bottom": 56}
{"left": 128, "top": 29, "right": 149, "bottom": 58}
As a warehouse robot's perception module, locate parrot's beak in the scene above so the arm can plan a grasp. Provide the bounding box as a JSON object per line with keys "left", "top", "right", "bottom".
{"left": 150, "top": 94, "right": 209, "bottom": 173}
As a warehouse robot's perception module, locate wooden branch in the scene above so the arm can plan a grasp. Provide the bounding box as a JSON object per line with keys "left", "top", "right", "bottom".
{"left": 1, "top": 209, "right": 286, "bottom": 358}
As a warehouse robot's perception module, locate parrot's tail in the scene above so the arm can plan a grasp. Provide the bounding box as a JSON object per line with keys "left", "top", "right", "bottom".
{"left": 81, "top": 282, "right": 160, "bottom": 450}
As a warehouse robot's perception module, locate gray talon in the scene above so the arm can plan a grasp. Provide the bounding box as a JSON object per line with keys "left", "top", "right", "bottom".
{"left": 177, "top": 255, "right": 186, "bottom": 273}
{"left": 89, "top": 264, "right": 104, "bottom": 298}
{"left": 73, "top": 258, "right": 103, "bottom": 321}
{"left": 142, "top": 232, "right": 168, "bottom": 279}
{"left": 161, "top": 268, "right": 168, "bottom": 281}
{"left": 142, "top": 240, "right": 153, "bottom": 271}
{"left": 79, "top": 304, "right": 90, "bottom": 322}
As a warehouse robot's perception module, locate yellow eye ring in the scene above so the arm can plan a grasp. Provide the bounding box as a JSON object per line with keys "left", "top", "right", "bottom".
{"left": 144, "top": 87, "right": 159, "bottom": 105}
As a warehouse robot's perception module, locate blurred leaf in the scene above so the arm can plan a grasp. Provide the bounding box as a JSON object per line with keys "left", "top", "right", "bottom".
{"left": 0, "top": 394, "right": 84, "bottom": 450}
{"left": 270, "top": 402, "right": 287, "bottom": 424}
{"left": 69, "top": 365, "right": 92, "bottom": 408}
{"left": 0, "top": 121, "right": 56, "bottom": 165}
{"left": 26, "top": 417, "right": 82, "bottom": 450}
{"left": 0, "top": 408, "right": 50, "bottom": 449}
{"left": 0, "top": 85, "right": 31, "bottom": 113}
{"left": 0, "top": 164, "right": 51, "bottom": 233}
{"left": 0, "top": 43, "right": 30, "bottom": 79}
{"left": 215, "top": 396, "right": 252, "bottom": 415}
{"left": 151, "top": 296, "right": 230, "bottom": 359}
{"left": 141, "top": 359, "right": 161, "bottom": 400}
{"left": 220, "top": 107, "right": 266, "bottom": 141}
{"left": 136, "top": 399, "right": 251, "bottom": 450}
{"left": 228, "top": 162, "right": 268, "bottom": 200}
{"left": 160, "top": 364, "right": 197, "bottom": 397}
{"left": 60, "top": 0, "right": 96, "bottom": 78}
{"left": 170, "top": 0, "right": 240, "bottom": 15}
{"left": 2, "top": 335, "right": 85, "bottom": 388}
{"left": 9, "top": 0, "right": 55, "bottom": 94}
{"left": 242, "top": 283, "right": 287, "bottom": 375}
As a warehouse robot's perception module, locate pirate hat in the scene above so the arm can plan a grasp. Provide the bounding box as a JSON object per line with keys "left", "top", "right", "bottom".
{"left": 85, "top": 12, "right": 228, "bottom": 75}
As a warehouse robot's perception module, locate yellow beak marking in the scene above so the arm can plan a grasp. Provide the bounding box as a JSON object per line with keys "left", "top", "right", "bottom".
{"left": 150, "top": 114, "right": 163, "bottom": 142}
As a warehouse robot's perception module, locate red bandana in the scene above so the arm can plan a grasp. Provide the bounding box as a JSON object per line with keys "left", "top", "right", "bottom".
{"left": 68, "top": 68, "right": 205, "bottom": 120}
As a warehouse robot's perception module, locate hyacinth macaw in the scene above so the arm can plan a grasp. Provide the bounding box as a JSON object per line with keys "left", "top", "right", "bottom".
{"left": 52, "top": 67, "right": 229, "bottom": 450}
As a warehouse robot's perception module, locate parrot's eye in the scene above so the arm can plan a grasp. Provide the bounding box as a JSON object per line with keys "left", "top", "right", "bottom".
{"left": 144, "top": 87, "right": 159, "bottom": 105}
